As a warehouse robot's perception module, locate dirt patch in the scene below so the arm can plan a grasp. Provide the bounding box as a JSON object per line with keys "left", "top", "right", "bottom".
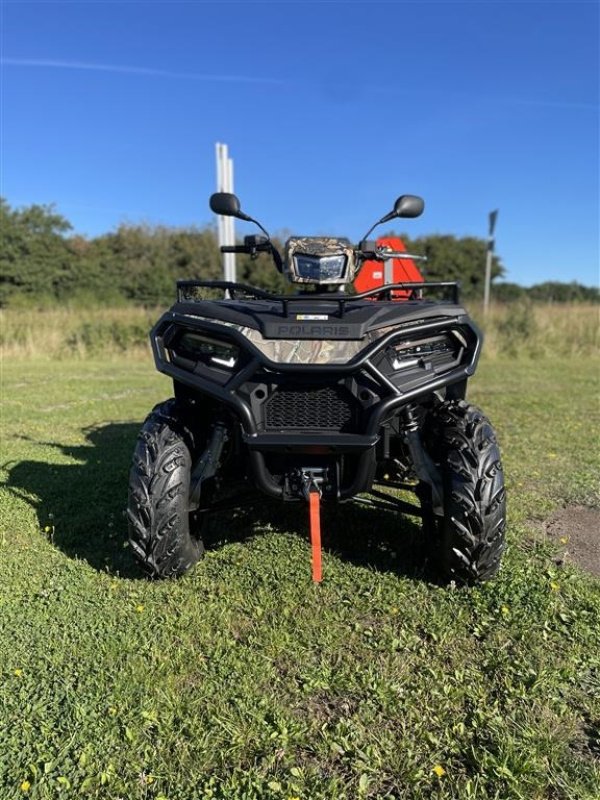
{"left": 292, "top": 691, "right": 360, "bottom": 725}
{"left": 570, "top": 715, "right": 600, "bottom": 763}
{"left": 545, "top": 506, "right": 600, "bottom": 577}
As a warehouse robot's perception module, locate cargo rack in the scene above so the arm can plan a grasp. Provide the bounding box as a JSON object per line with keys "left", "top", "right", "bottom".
{"left": 176, "top": 280, "right": 461, "bottom": 316}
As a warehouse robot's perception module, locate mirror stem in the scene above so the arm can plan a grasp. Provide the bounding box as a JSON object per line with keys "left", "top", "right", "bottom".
{"left": 246, "top": 216, "right": 271, "bottom": 240}
{"left": 360, "top": 214, "right": 390, "bottom": 245}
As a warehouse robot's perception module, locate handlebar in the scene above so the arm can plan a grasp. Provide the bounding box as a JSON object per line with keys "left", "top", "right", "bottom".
{"left": 222, "top": 244, "right": 427, "bottom": 261}
{"left": 219, "top": 242, "right": 427, "bottom": 278}
{"left": 220, "top": 245, "right": 251, "bottom": 253}
{"left": 358, "top": 249, "right": 428, "bottom": 262}
{"left": 221, "top": 240, "right": 283, "bottom": 273}
{"left": 220, "top": 242, "right": 274, "bottom": 254}
{"left": 379, "top": 251, "right": 427, "bottom": 261}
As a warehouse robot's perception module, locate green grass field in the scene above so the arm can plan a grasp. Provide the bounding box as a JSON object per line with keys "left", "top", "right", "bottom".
{"left": 1, "top": 353, "right": 599, "bottom": 800}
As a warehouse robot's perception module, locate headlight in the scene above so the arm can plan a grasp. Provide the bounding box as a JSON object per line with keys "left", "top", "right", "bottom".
{"left": 173, "top": 331, "right": 239, "bottom": 369}
{"left": 293, "top": 254, "right": 348, "bottom": 282}
{"left": 386, "top": 333, "right": 463, "bottom": 372}
{"left": 284, "top": 236, "right": 355, "bottom": 285}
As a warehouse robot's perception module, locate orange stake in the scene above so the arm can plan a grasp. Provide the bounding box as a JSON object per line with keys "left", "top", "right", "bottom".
{"left": 308, "top": 490, "right": 322, "bottom": 583}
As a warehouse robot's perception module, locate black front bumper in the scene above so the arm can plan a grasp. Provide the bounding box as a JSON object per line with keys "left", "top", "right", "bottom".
{"left": 150, "top": 308, "right": 481, "bottom": 500}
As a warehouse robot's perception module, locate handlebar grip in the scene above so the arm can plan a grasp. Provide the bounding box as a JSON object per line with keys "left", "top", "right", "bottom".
{"left": 220, "top": 245, "right": 248, "bottom": 253}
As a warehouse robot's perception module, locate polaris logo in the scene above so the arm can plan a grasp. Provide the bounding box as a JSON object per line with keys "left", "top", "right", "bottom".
{"left": 276, "top": 324, "right": 351, "bottom": 337}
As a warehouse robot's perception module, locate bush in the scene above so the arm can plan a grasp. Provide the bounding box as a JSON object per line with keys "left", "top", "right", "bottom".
{"left": 65, "top": 319, "right": 152, "bottom": 355}
{"left": 495, "top": 300, "right": 538, "bottom": 356}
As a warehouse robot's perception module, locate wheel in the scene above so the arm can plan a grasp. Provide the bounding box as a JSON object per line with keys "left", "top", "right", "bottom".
{"left": 127, "top": 399, "right": 205, "bottom": 578}
{"left": 424, "top": 400, "right": 506, "bottom": 584}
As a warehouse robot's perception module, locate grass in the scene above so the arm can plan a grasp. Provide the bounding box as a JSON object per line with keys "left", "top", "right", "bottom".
{"left": 0, "top": 307, "right": 158, "bottom": 358}
{"left": 1, "top": 350, "right": 599, "bottom": 799}
{"left": 472, "top": 302, "right": 600, "bottom": 359}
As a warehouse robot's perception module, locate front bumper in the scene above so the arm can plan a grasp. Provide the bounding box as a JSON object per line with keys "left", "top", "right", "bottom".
{"left": 150, "top": 308, "right": 481, "bottom": 500}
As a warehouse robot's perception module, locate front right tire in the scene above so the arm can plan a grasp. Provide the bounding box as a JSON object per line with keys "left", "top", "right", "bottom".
{"left": 127, "top": 399, "right": 205, "bottom": 578}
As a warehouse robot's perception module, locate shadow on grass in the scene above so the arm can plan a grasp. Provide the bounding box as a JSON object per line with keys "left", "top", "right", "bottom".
{"left": 208, "top": 499, "right": 437, "bottom": 584}
{"left": 5, "top": 423, "right": 142, "bottom": 578}
{"left": 5, "top": 423, "right": 436, "bottom": 583}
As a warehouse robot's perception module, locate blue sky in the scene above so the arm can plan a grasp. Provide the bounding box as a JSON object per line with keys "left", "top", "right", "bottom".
{"left": 2, "top": 0, "right": 598, "bottom": 286}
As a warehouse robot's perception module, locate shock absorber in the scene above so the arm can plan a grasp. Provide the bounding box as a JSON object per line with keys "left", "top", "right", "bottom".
{"left": 189, "top": 420, "right": 229, "bottom": 511}
{"left": 402, "top": 403, "right": 421, "bottom": 434}
{"left": 402, "top": 404, "right": 444, "bottom": 514}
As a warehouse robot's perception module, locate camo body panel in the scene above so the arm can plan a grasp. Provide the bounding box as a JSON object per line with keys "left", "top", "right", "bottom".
{"left": 181, "top": 314, "right": 398, "bottom": 364}
{"left": 284, "top": 236, "right": 356, "bottom": 284}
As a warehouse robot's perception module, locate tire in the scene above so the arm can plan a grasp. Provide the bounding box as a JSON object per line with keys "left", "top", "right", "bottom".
{"left": 127, "top": 399, "right": 205, "bottom": 578}
{"left": 424, "top": 400, "right": 506, "bottom": 584}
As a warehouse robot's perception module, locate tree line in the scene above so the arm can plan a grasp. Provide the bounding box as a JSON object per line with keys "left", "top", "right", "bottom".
{"left": 1, "top": 198, "right": 597, "bottom": 307}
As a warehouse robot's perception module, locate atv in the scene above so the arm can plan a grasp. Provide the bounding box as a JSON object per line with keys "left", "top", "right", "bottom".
{"left": 127, "top": 192, "right": 506, "bottom": 584}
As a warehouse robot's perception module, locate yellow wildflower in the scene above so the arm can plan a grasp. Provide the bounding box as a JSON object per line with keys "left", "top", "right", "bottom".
{"left": 135, "top": 604, "right": 145, "bottom": 613}
{"left": 433, "top": 764, "right": 446, "bottom": 777}
{"left": 14, "top": 669, "right": 23, "bottom": 677}
{"left": 20, "top": 781, "right": 31, "bottom": 793}
{"left": 550, "top": 581, "right": 560, "bottom": 592}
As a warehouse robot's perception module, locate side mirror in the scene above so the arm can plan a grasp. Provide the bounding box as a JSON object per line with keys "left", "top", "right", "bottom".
{"left": 209, "top": 192, "right": 251, "bottom": 220}
{"left": 209, "top": 192, "right": 272, "bottom": 242}
{"left": 359, "top": 194, "right": 425, "bottom": 247}
{"left": 380, "top": 195, "right": 424, "bottom": 223}
{"left": 392, "top": 194, "right": 424, "bottom": 218}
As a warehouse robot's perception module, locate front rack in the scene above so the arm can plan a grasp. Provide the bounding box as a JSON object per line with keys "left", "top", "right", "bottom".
{"left": 176, "top": 280, "right": 461, "bottom": 316}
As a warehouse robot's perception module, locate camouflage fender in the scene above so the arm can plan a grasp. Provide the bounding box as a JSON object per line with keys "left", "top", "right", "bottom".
{"left": 183, "top": 316, "right": 401, "bottom": 365}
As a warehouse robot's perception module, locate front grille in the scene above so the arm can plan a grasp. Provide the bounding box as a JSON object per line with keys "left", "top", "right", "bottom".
{"left": 265, "top": 385, "right": 357, "bottom": 431}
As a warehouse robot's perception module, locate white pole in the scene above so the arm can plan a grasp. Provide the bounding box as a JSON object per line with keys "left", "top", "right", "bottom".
{"left": 483, "top": 248, "right": 493, "bottom": 316}
{"left": 215, "top": 143, "right": 226, "bottom": 280}
{"left": 225, "top": 153, "right": 236, "bottom": 283}
{"left": 214, "top": 142, "right": 237, "bottom": 284}
{"left": 483, "top": 209, "right": 498, "bottom": 317}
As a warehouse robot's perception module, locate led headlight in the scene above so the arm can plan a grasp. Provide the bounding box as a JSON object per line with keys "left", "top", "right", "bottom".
{"left": 174, "top": 331, "right": 239, "bottom": 369}
{"left": 293, "top": 254, "right": 348, "bottom": 283}
{"left": 386, "top": 333, "right": 464, "bottom": 372}
{"left": 284, "top": 237, "right": 355, "bottom": 285}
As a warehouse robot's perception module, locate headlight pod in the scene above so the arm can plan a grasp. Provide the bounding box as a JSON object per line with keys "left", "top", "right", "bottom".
{"left": 284, "top": 237, "right": 355, "bottom": 285}
{"left": 386, "top": 332, "right": 465, "bottom": 373}
{"left": 293, "top": 254, "right": 348, "bottom": 283}
{"left": 171, "top": 330, "right": 239, "bottom": 369}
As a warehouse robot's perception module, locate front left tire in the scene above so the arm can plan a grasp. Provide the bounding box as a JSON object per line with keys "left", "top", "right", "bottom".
{"left": 127, "top": 399, "right": 205, "bottom": 578}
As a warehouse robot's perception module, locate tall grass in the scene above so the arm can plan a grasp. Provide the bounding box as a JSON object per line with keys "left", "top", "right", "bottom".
{"left": 1, "top": 302, "right": 598, "bottom": 359}
{"left": 471, "top": 301, "right": 600, "bottom": 359}
{"left": 0, "top": 307, "right": 158, "bottom": 359}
